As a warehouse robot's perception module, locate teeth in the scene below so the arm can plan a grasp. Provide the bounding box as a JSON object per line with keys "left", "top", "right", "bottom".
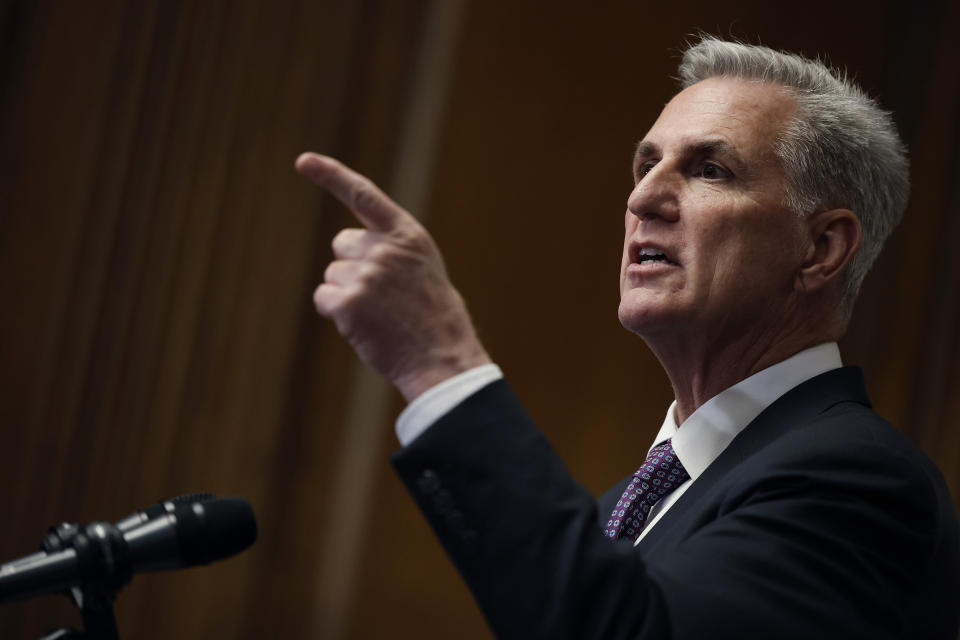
{"left": 637, "top": 247, "right": 669, "bottom": 263}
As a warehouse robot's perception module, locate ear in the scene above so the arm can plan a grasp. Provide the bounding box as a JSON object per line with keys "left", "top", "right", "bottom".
{"left": 796, "top": 208, "right": 862, "bottom": 295}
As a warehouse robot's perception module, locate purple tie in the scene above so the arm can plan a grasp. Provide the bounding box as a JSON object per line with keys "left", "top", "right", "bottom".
{"left": 604, "top": 439, "right": 690, "bottom": 542}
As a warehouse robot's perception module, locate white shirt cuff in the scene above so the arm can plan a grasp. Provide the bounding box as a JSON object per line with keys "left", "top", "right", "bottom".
{"left": 395, "top": 364, "right": 504, "bottom": 446}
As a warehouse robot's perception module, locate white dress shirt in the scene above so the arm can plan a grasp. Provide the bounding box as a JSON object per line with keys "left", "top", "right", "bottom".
{"left": 395, "top": 343, "right": 843, "bottom": 544}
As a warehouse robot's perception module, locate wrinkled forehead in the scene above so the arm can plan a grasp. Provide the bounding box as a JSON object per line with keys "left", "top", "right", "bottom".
{"left": 643, "top": 77, "right": 797, "bottom": 160}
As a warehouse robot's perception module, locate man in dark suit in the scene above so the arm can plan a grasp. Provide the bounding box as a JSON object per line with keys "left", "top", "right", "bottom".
{"left": 295, "top": 37, "right": 960, "bottom": 638}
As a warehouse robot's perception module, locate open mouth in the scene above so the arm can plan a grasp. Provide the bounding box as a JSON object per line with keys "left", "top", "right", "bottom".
{"left": 634, "top": 246, "right": 679, "bottom": 266}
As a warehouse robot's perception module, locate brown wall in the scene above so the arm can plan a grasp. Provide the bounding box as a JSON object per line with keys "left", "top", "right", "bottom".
{"left": 0, "top": 0, "right": 957, "bottom": 638}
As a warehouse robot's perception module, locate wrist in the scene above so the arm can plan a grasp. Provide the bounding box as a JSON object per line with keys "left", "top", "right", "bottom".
{"left": 394, "top": 347, "right": 493, "bottom": 402}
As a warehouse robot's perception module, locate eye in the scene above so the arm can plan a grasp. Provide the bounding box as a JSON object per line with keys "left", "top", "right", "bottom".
{"left": 697, "top": 162, "right": 731, "bottom": 180}
{"left": 635, "top": 160, "right": 657, "bottom": 181}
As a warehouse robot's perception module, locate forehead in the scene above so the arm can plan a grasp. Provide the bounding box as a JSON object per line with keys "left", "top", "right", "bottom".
{"left": 640, "top": 77, "right": 796, "bottom": 162}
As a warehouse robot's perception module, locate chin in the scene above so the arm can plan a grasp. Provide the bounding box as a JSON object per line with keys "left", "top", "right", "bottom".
{"left": 618, "top": 299, "right": 667, "bottom": 336}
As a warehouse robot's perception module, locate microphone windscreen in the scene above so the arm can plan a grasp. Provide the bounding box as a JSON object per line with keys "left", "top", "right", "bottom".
{"left": 175, "top": 497, "right": 258, "bottom": 567}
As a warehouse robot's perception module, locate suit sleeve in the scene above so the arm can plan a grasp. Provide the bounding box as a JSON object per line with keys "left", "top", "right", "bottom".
{"left": 390, "top": 380, "right": 950, "bottom": 640}
{"left": 391, "top": 379, "right": 669, "bottom": 639}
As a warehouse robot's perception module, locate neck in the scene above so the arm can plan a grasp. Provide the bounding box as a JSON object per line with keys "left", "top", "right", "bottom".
{"left": 644, "top": 312, "right": 839, "bottom": 425}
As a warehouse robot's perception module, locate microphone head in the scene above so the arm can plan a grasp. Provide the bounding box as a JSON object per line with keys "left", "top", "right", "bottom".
{"left": 174, "top": 497, "right": 258, "bottom": 567}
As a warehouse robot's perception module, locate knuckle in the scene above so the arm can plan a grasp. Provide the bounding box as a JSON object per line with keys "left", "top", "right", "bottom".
{"left": 331, "top": 229, "right": 351, "bottom": 253}
{"left": 315, "top": 283, "right": 358, "bottom": 319}
{"left": 350, "top": 179, "right": 377, "bottom": 211}
{"left": 313, "top": 285, "right": 334, "bottom": 314}
{"left": 411, "top": 234, "right": 433, "bottom": 254}
{"left": 323, "top": 261, "right": 338, "bottom": 282}
{"left": 332, "top": 227, "right": 364, "bottom": 251}
{"left": 397, "top": 225, "right": 432, "bottom": 252}
{"left": 367, "top": 242, "right": 394, "bottom": 262}
{"left": 356, "top": 261, "right": 383, "bottom": 284}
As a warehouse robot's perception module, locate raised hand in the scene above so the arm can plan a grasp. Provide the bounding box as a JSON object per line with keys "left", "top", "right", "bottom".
{"left": 295, "top": 153, "right": 492, "bottom": 402}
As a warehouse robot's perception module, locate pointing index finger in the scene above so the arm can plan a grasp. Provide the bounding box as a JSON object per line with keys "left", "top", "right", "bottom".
{"left": 296, "top": 152, "right": 406, "bottom": 232}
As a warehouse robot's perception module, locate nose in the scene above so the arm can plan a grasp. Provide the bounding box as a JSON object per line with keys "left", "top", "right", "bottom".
{"left": 627, "top": 164, "right": 680, "bottom": 222}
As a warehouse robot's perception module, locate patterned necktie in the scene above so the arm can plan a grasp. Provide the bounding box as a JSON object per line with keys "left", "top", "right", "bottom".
{"left": 604, "top": 439, "right": 690, "bottom": 542}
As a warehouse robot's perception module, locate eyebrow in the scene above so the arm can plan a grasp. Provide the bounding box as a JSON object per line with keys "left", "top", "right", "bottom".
{"left": 633, "top": 139, "right": 747, "bottom": 169}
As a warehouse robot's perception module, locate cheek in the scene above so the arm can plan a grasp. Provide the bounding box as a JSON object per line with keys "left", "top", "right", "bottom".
{"left": 687, "top": 223, "right": 770, "bottom": 291}
{"left": 688, "top": 218, "right": 737, "bottom": 271}
{"left": 715, "top": 225, "right": 803, "bottom": 292}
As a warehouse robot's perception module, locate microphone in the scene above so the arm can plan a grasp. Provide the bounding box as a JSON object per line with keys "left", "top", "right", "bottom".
{"left": 0, "top": 497, "right": 257, "bottom": 604}
{"left": 2, "top": 493, "right": 221, "bottom": 581}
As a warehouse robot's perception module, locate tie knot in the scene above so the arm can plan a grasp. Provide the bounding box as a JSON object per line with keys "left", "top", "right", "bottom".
{"left": 633, "top": 439, "right": 682, "bottom": 479}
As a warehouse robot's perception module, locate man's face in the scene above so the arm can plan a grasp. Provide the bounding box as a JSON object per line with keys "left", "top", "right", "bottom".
{"left": 618, "top": 77, "right": 807, "bottom": 343}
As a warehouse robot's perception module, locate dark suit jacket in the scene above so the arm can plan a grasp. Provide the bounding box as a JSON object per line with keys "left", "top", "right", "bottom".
{"left": 391, "top": 367, "right": 960, "bottom": 639}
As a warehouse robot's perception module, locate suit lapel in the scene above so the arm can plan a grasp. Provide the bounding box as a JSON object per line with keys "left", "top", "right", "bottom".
{"left": 634, "top": 366, "right": 871, "bottom": 555}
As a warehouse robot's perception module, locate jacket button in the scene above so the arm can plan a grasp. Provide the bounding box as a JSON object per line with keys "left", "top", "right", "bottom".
{"left": 417, "top": 470, "right": 440, "bottom": 495}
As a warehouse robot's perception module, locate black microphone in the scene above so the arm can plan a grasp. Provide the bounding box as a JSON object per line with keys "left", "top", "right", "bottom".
{"left": 0, "top": 497, "right": 257, "bottom": 604}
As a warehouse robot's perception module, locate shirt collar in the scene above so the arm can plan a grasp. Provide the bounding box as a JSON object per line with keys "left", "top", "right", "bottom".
{"left": 649, "top": 342, "right": 842, "bottom": 480}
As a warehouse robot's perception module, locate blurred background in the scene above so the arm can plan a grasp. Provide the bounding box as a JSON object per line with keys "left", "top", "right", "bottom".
{"left": 0, "top": 0, "right": 957, "bottom": 637}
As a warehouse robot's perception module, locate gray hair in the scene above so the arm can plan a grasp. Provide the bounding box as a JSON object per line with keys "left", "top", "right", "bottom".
{"left": 678, "top": 36, "right": 909, "bottom": 316}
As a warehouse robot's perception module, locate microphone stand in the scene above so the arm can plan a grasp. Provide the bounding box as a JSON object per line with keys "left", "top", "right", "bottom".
{"left": 36, "top": 522, "right": 129, "bottom": 640}
{"left": 38, "top": 582, "right": 120, "bottom": 640}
